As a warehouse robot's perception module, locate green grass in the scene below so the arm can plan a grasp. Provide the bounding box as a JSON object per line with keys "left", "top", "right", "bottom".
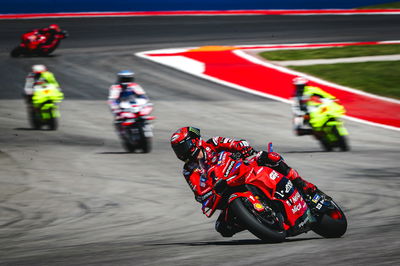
{"left": 290, "top": 61, "right": 400, "bottom": 99}
{"left": 358, "top": 1, "right": 400, "bottom": 9}
{"left": 259, "top": 44, "right": 400, "bottom": 61}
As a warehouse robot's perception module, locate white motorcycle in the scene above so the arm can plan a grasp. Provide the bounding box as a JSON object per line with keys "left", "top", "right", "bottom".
{"left": 115, "top": 99, "right": 155, "bottom": 153}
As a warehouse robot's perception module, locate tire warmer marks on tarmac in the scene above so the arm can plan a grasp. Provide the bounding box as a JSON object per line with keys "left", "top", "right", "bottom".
{"left": 136, "top": 41, "right": 400, "bottom": 130}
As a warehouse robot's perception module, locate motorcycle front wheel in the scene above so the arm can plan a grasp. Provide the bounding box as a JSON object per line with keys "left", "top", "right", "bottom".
{"left": 312, "top": 199, "right": 347, "bottom": 238}
{"left": 139, "top": 125, "right": 152, "bottom": 153}
{"left": 333, "top": 126, "right": 349, "bottom": 151}
{"left": 230, "top": 197, "right": 286, "bottom": 243}
{"left": 47, "top": 117, "right": 58, "bottom": 130}
{"left": 29, "top": 109, "right": 42, "bottom": 129}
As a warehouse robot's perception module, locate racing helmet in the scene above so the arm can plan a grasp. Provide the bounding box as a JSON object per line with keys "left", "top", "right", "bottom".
{"left": 171, "top": 127, "right": 202, "bottom": 162}
{"left": 49, "top": 24, "right": 61, "bottom": 32}
{"left": 32, "top": 64, "right": 47, "bottom": 73}
{"left": 117, "top": 70, "right": 135, "bottom": 84}
{"left": 292, "top": 76, "right": 309, "bottom": 96}
{"left": 292, "top": 76, "right": 309, "bottom": 86}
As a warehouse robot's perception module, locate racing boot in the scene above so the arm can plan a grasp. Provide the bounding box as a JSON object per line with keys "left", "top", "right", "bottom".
{"left": 287, "top": 168, "right": 317, "bottom": 196}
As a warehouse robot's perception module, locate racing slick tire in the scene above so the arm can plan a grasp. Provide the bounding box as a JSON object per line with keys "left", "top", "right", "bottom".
{"left": 11, "top": 46, "right": 23, "bottom": 57}
{"left": 231, "top": 197, "right": 286, "bottom": 243}
{"left": 312, "top": 200, "right": 347, "bottom": 238}
{"left": 139, "top": 126, "right": 152, "bottom": 153}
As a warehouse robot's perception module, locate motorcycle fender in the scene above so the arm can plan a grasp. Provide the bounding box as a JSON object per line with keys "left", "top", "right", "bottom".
{"left": 51, "top": 108, "right": 60, "bottom": 118}
{"left": 336, "top": 125, "right": 348, "bottom": 136}
{"left": 326, "top": 121, "right": 348, "bottom": 136}
{"left": 228, "top": 191, "right": 265, "bottom": 212}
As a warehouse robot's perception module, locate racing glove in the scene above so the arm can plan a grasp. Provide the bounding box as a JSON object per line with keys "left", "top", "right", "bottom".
{"left": 239, "top": 146, "right": 257, "bottom": 158}
{"left": 256, "top": 151, "right": 283, "bottom": 168}
{"left": 213, "top": 179, "right": 228, "bottom": 195}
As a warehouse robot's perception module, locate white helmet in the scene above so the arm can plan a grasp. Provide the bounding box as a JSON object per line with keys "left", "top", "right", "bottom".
{"left": 32, "top": 64, "right": 47, "bottom": 73}
{"left": 292, "top": 76, "right": 309, "bottom": 86}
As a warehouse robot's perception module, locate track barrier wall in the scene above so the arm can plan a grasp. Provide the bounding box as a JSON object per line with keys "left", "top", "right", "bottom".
{"left": 0, "top": 1, "right": 395, "bottom": 14}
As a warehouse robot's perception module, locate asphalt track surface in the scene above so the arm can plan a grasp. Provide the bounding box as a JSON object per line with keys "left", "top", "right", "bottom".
{"left": 0, "top": 15, "right": 399, "bottom": 265}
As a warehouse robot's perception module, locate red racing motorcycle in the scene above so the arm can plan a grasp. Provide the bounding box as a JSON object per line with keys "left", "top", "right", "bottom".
{"left": 202, "top": 145, "right": 347, "bottom": 242}
{"left": 11, "top": 30, "right": 68, "bottom": 57}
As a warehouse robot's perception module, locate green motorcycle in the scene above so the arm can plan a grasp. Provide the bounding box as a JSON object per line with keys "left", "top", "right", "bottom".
{"left": 293, "top": 97, "right": 349, "bottom": 151}
{"left": 29, "top": 84, "right": 64, "bottom": 130}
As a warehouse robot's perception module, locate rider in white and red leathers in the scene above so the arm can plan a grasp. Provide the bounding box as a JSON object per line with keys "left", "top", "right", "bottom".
{"left": 108, "top": 70, "right": 149, "bottom": 114}
{"left": 171, "top": 126, "right": 317, "bottom": 237}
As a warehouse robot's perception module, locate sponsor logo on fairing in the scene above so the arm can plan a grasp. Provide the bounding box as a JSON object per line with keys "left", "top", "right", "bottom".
{"left": 285, "top": 180, "right": 293, "bottom": 193}
{"left": 312, "top": 194, "right": 321, "bottom": 203}
{"left": 298, "top": 215, "right": 310, "bottom": 228}
{"left": 217, "top": 152, "right": 226, "bottom": 165}
{"left": 269, "top": 170, "right": 279, "bottom": 180}
{"left": 292, "top": 191, "right": 301, "bottom": 203}
{"left": 292, "top": 203, "right": 302, "bottom": 214}
{"left": 200, "top": 174, "right": 207, "bottom": 187}
{"left": 254, "top": 203, "right": 264, "bottom": 211}
{"left": 224, "top": 160, "right": 236, "bottom": 177}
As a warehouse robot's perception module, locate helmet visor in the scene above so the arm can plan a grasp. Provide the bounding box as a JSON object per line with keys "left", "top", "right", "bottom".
{"left": 173, "top": 139, "right": 198, "bottom": 161}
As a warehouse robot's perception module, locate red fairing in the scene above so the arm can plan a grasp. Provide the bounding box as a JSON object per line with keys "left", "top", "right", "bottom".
{"left": 18, "top": 28, "right": 66, "bottom": 54}
{"left": 246, "top": 166, "right": 308, "bottom": 227}
{"left": 21, "top": 32, "right": 44, "bottom": 50}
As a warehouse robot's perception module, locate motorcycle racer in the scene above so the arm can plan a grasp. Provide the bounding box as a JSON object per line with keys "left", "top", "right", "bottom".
{"left": 292, "top": 76, "right": 338, "bottom": 135}
{"left": 108, "top": 70, "right": 150, "bottom": 134}
{"left": 170, "top": 126, "right": 317, "bottom": 237}
{"left": 22, "top": 24, "right": 68, "bottom": 53}
{"left": 24, "top": 64, "right": 60, "bottom": 105}
{"left": 108, "top": 70, "right": 149, "bottom": 113}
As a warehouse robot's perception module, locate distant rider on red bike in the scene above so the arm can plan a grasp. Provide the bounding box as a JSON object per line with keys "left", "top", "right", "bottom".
{"left": 21, "top": 24, "right": 68, "bottom": 54}
{"left": 171, "top": 126, "right": 317, "bottom": 237}
{"left": 108, "top": 70, "right": 150, "bottom": 134}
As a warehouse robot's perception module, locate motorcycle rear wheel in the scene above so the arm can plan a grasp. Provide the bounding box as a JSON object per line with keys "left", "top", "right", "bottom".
{"left": 333, "top": 126, "right": 349, "bottom": 151}
{"left": 11, "top": 46, "right": 23, "bottom": 57}
{"left": 29, "top": 109, "right": 42, "bottom": 129}
{"left": 139, "top": 126, "right": 152, "bottom": 153}
{"left": 312, "top": 200, "right": 347, "bottom": 238}
{"left": 47, "top": 117, "right": 58, "bottom": 130}
{"left": 122, "top": 140, "right": 136, "bottom": 153}
{"left": 231, "top": 197, "right": 286, "bottom": 243}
